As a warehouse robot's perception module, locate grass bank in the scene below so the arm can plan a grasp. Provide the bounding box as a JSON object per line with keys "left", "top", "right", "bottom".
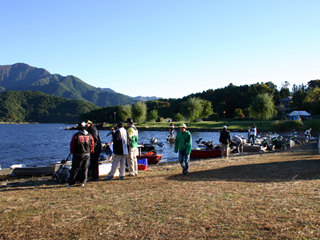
{"left": 135, "top": 120, "right": 274, "bottom": 132}
{"left": 1, "top": 143, "right": 319, "bottom": 239}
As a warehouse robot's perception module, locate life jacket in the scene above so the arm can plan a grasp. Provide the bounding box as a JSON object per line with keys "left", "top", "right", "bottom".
{"left": 75, "top": 132, "right": 92, "bottom": 155}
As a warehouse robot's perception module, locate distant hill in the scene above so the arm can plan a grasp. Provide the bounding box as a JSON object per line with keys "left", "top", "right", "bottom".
{"left": 133, "top": 96, "right": 159, "bottom": 101}
{"left": 0, "top": 63, "right": 138, "bottom": 107}
{"left": 0, "top": 90, "right": 99, "bottom": 123}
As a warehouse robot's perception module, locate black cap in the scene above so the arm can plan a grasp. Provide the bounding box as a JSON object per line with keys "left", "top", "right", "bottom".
{"left": 126, "top": 118, "right": 133, "bottom": 124}
{"left": 77, "top": 122, "right": 86, "bottom": 130}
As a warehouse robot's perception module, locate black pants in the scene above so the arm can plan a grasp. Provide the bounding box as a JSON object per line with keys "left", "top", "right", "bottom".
{"left": 69, "top": 154, "right": 90, "bottom": 185}
{"left": 90, "top": 151, "right": 100, "bottom": 181}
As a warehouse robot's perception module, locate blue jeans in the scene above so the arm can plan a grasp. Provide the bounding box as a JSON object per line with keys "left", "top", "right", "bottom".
{"left": 179, "top": 150, "right": 190, "bottom": 174}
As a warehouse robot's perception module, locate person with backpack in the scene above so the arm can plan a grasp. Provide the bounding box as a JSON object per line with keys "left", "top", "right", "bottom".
{"left": 105, "top": 122, "right": 130, "bottom": 180}
{"left": 67, "top": 122, "right": 94, "bottom": 187}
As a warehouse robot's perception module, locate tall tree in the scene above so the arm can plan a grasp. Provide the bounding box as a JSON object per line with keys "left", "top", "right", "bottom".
{"left": 199, "top": 99, "right": 213, "bottom": 119}
{"left": 249, "top": 93, "right": 275, "bottom": 126}
{"left": 182, "top": 97, "right": 203, "bottom": 126}
{"left": 132, "top": 101, "right": 147, "bottom": 123}
{"left": 118, "top": 104, "right": 132, "bottom": 121}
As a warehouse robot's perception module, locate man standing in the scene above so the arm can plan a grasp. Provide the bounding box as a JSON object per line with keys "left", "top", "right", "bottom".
{"left": 219, "top": 125, "right": 231, "bottom": 158}
{"left": 105, "top": 122, "right": 129, "bottom": 180}
{"left": 174, "top": 123, "right": 192, "bottom": 176}
{"left": 126, "top": 118, "right": 139, "bottom": 176}
{"left": 86, "top": 120, "right": 101, "bottom": 181}
{"left": 67, "top": 122, "right": 94, "bottom": 187}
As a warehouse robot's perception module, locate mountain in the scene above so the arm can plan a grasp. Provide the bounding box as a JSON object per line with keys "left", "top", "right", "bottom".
{"left": 0, "top": 90, "right": 99, "bottom": 123}
{"left": 0, "top": 63, "right": 138, "bottom": 107}
{"left": 133, "top": 96, "right": 159, "bottom": 101}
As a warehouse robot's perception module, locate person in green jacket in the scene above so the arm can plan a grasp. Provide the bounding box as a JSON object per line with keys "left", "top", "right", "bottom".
{"left": 174, "top": 123, "right": 192, "bottom": 175}
{"left": 126, "top": 118, "right": 139, "bottom": 176}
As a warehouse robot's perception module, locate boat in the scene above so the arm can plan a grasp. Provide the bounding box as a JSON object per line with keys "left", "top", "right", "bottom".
{"left": 242, "top": 144, "right": 266, "bottom": 153}
{"left": 190, "top": 148, "right": 221, "bottom": 158}
{"left": 137, "top": 152, "right": 164, "bottom": 164}
{"left": 0, "top": 167, "right": 13, "bottom": 181}
{"left": 166, "top": 134, "right": 175, "bottom": 143}
{"left": 10, "top": 164, "right": 56, "bottom": 176}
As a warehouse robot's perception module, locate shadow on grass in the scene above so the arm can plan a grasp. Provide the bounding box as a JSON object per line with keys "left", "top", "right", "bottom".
{"left": 0, "top": 177, "right": 66, "bottom": 191}
{"left": 168, "top": 159, "right": 320, "bottom": 183}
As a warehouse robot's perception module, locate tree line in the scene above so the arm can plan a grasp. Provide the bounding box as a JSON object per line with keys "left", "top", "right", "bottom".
{"left": 82, "top": 80, "right": 320, "bottom": 125}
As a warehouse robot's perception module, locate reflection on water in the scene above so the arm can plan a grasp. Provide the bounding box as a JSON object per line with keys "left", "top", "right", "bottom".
{"left": 0, "top": 124, "right": 243, "bottom": 168}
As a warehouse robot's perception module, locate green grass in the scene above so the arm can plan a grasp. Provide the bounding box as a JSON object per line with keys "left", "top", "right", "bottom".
{"left": 136, "top": 120, "right": 275, "bottom": 132}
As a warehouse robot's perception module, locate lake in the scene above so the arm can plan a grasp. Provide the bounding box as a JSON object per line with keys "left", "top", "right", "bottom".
{"left": 0, "top": 124, "right": 244, "bottom": 168}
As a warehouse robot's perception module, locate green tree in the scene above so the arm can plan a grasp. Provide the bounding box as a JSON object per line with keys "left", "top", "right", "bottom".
{"left": 182, "top": 97, "right": 203, "bottom": 126}
{"left": 233, "top": 108, "right": 244, "bottom": 118}
{"left": 132, "top": 101, "right": 147, "bottom": 123}
{"left": 173, "top": 112, "right": 184, "bottom": 121}
{"left": 249, "top": 93, "right": 276, "bottom": 126}
{"left": 147, "top": 109, "right": 158, "bottom": 121}
{"left": 199, "top": 99, "right": 213, "bottom": 119}
{"left": 118, "top": 104, "right": 132, "bottom": 121}
{"left": 304, "top": 88, "right": 320, "bottom": 114}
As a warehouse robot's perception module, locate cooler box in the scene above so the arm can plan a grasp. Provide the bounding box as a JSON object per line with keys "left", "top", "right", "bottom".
{"left": 138, "top": 158, "right": 148, "bottom": 171}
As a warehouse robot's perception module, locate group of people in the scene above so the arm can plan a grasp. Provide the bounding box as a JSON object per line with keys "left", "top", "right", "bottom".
{"left": 67, "top": 119, "right": 270, "bottom": 185}
{"left": 67, "top": 118, "right": 139, "bottom": 187}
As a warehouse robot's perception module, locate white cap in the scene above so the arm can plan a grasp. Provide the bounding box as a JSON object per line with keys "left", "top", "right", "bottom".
{"left": 223, "top": 125, "right": 227, "bottom": 128}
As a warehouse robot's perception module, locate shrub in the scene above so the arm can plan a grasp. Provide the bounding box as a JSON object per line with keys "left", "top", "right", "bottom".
{"left": 270, "top": 120, "right": 304, "bottom": 132}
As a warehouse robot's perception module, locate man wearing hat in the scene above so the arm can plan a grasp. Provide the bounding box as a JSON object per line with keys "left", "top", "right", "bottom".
{"left": 67, "top": 122, "right": 94, "bottom": 187}
{"left": 219, "top": 125, "right": 231, "bottom": 158}
{"left": 86, "top": 120, "right": 102, "bottom": 181}
{"left": 174, "top": 123, "right": 192, "bottom": 175}
{"left": 126, "top": 118, "right": 139, "bottom": 176}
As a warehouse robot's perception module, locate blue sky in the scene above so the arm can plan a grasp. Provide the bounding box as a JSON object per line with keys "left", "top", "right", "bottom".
{"left": 1, "top": 0, "right": 319, "bottom": 99}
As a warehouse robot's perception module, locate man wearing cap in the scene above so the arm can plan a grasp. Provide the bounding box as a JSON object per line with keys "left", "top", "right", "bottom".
{"left": 126, "top": 118, "right": 139, "bottom": 176}
{"left": 86, "top": 120, "right": 102, "bottom": 181}
{"left": 67, "top": 122, "right": 94, "bottom": 187}
{"left": 219, "top": 125, "right": 231, "bottom": 158}
{"left": 174, "top": 123, "right": 192, "bottom": 175}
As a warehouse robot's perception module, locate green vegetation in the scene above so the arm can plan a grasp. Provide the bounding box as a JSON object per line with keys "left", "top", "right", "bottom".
{"left": 248, "top": 93, "right": 276, "bottom": 126}
{"left": 0, "top": 91, "right": 98, "bottom": 123}
{"left": 0, "top": 63, "right": 138, "bottom": 107}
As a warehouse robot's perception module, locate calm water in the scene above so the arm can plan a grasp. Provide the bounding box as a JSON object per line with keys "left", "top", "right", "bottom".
{"left": 0, "top": 124, "right": 243, "bottom": 168}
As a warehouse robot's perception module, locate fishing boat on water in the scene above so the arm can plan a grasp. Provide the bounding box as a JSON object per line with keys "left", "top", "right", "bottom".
{"left": 137, "top": 152, "right": 164, "bottom": 164}
{"left": 190, "top": 148, "right": 221, "bottom": 158}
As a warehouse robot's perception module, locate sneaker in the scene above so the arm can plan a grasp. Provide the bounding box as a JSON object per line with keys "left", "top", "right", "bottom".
{"left": 119, "top": 176, "right": 125, "bottom": 180}
{"left": 66, "top": 183, "right": 71, "bottom": 187}
{"left": 184, "top": 171, "right": 189, "bottom": 176}
{"left": 105, "top": 176, "right": 113, "bottom": 180}
{"left": 81, "top": 183, "right": 85, "bottom": 187}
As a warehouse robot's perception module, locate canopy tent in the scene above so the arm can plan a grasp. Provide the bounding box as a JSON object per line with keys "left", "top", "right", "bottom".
{"left": 288, "top": 111, "right": 311, "bottom": 116}
{"left": 288, "top": 111, "right": 311, "bottom": 120}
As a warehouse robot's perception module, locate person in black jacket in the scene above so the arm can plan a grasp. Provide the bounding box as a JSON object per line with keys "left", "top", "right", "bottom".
{"left": 105, "top": 122, "right": 130, "bottom": 180}
{"left": 219, "top": 125, "right": 231, "bottom": 158}
{"left": 86, "top": 120, "right": 101, "bottom": 181}
{"left": 67, "top": 122, "right": 94, "bottom": 187}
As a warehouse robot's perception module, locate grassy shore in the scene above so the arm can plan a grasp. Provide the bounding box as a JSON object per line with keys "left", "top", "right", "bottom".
{"left": 1, "top": 143, "right": 320, "bottom": 239}
{"left": 135, "top": 120, "right": 274, "bottom": 132}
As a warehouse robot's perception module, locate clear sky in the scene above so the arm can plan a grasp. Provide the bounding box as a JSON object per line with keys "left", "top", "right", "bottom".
{"left": 1, "top": 0, "right": 319, "bottom": 99}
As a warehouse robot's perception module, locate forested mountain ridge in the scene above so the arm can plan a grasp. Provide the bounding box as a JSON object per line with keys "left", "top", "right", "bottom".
{"left": 0, "top": 91, "right": 99, "bottom": 122}
{"left": 0, "top": 63, "right": 138, "bottom": 107}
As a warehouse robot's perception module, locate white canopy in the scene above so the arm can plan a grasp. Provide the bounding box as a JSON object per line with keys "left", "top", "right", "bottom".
{"left": 288, "top": 111, "right": 311, "bottom": 116}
